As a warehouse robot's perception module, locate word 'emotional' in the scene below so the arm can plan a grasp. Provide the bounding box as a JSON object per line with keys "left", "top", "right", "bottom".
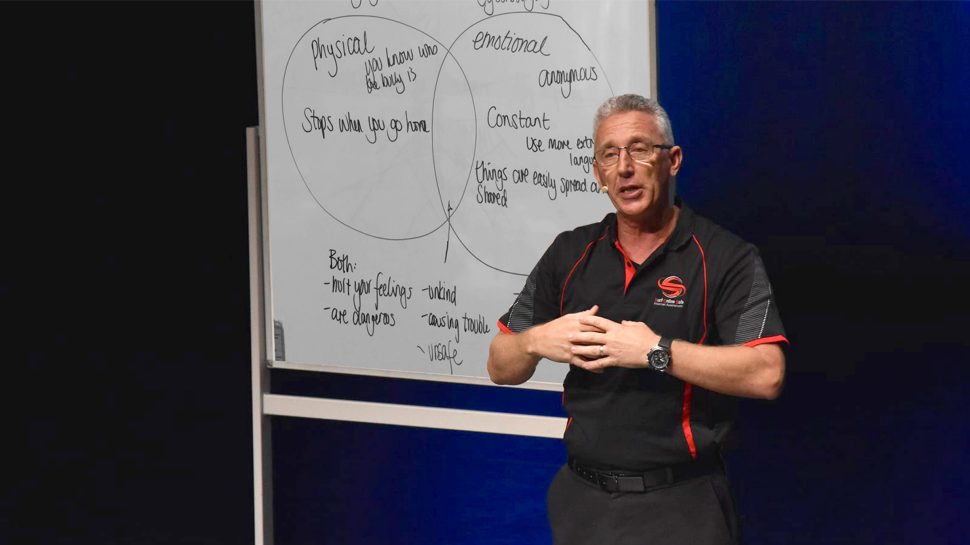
{"left": 472, "top": 29, "right": 550, "bottom": 56}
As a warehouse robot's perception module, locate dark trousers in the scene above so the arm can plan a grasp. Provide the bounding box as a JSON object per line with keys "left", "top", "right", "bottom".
{"left": 547, "top": 464, "right": 741, "bottom": 545}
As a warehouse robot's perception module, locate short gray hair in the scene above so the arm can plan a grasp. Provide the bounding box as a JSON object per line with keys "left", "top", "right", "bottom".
{"left": 593, "top": 94, "right": 675, "bottom": 145}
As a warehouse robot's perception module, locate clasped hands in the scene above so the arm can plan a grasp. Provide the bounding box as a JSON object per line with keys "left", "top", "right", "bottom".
{"left": 530, "top": 305, "right": 660, "bottom": 372}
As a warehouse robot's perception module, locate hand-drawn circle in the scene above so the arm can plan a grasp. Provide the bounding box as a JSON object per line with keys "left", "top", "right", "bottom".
{"left": 433, "top": 13, "right": 614, "bottom": 275}
{"left": 282, "top": 16, "right": 476, "bottom": 241}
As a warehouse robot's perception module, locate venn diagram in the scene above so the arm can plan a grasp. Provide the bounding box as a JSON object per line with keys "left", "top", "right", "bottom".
{"left": 282, "top": 13, "right": 613, "bottom": 274}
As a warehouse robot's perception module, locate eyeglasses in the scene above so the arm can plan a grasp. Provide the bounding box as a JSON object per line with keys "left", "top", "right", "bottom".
{"left": 595, "top": 143, "right": 674, "bottom": 167}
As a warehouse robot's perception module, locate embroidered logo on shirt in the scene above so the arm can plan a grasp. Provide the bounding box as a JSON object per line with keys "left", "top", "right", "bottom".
{"left": 658, "top": 276, "right": 686, "bottom": 297}
{"left": 654, "top": 275, "right": 686, "bottom": 308}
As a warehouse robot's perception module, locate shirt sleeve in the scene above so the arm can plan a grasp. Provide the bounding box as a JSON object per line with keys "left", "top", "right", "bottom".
{"left": 713, "top": 244, "right": 788, "bottom": 347}
{"left": 497, "top": 235, "right": 563, "bottom": 334}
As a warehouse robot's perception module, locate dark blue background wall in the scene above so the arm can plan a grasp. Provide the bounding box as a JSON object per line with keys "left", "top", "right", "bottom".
{"left": 10, "top": 2, "right": 969, "bottom": 544}
{"left": 658, "top": 4, "right": 970, "bottom": 544}
{"left": 663, "top": 3, "right": 970, "bottom": 348}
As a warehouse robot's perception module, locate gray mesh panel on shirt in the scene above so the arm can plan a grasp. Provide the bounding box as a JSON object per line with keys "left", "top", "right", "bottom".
{"left": 506, "top": 268, "right": 539, "bottom": 333}
{"left": 734, "top": 255, "right": 772, "bottom": 343}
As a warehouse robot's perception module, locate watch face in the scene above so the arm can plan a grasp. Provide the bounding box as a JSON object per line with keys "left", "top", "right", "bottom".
{"left": 649, "top": 348, "right": 670, "bottom": 371}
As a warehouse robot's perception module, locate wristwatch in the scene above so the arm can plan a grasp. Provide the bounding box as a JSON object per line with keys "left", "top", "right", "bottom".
{"left": 647, "top": 337, "right": 673, "bottom": 373}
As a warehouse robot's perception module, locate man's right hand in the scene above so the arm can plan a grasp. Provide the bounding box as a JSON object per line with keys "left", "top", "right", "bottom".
{"left": 487, "top": 306, "right": 602, "bottom": 385}
{"left": 527, "top": 305, "right": 602, "bottom": 364}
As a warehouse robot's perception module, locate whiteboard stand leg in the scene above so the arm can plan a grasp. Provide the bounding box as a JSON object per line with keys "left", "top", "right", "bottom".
{"left": 248, "top": 126, "right": 274, "bottom": 545}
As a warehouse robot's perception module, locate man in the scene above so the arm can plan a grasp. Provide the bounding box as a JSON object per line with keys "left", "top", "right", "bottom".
{"left": 487, "top": 94, "right": 787, "bottom": 545}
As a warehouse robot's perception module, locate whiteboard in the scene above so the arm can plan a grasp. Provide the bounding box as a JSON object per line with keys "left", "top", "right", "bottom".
{"left": 256, "top": 0, "right": 655, "bottom": 386}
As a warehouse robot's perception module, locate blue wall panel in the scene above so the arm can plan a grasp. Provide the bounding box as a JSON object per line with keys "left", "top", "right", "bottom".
{"left": 657, "top": 2, "right": 970, "bottom": 544}
{"left": 272, "top": 417, "right": 564, "bottom": 545}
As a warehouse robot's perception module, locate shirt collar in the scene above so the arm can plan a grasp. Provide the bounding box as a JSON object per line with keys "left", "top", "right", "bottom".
{"left": 601, "top": 197, "right": 696, "bottom": 251}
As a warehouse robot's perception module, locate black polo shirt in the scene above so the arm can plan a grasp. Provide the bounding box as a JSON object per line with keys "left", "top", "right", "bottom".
{"left": 498, "top": 202, "right": 787, "bottom": 470}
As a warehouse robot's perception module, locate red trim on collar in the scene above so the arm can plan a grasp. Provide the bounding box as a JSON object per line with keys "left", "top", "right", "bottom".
{"left": 496, "top": 320, "right": 513, "bottom": 334}
{"left": 613, "top": 240, "right": 637, "bottom": 294}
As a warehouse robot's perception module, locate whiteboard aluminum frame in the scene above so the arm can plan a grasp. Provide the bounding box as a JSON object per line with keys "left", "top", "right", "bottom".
{"left": 263, "top": 394, "right": 567, "bottom": 438}
{"left": 248, "top": 126, "right": 274, "bottom": 545}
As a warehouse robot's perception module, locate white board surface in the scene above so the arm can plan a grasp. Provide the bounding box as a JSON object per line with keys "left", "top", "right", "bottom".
{"left": 256, "top": 0, "right": 655, "bottom": 386}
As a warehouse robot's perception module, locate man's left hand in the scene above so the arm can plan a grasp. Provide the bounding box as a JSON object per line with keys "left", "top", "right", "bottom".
{"left": 569, "top": 315, "right": 659, "bottom": 371}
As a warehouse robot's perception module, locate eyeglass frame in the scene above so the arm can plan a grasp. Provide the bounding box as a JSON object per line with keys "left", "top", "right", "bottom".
{"left": 594, "top": 143, "right": 675, "bottom": 167}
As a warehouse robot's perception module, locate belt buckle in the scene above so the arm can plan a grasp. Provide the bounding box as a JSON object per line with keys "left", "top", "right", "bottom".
{"left": 602, "top": 472, "right": 646, "bottom": 493}
{"left": 616, "top": 474, "right": 646, "bottom": 493}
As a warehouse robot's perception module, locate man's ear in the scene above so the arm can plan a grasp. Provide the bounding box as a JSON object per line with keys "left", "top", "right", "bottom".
{"left": 669, "top": 146, "right": 683, "bottom": 176}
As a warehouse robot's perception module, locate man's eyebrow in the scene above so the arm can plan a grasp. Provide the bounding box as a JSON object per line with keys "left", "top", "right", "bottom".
{"left": 598, "top": 137, "right": 651, "bottom": 149}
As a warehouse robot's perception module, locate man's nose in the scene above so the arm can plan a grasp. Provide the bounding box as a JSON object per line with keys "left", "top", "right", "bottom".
{"left": 616, "top": 148, "right": 636, "bottom": 175}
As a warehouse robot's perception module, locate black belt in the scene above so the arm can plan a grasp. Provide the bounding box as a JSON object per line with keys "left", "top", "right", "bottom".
{"left": 568, "top": 456, "right": 722, "bottom": 493}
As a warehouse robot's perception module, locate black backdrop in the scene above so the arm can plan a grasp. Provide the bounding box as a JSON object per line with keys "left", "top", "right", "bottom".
{"left": 13, "top": 3, "right": 258, "bottom": 544}
{"left": 10, "top": 2, "right": 970, "bottom": 544}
